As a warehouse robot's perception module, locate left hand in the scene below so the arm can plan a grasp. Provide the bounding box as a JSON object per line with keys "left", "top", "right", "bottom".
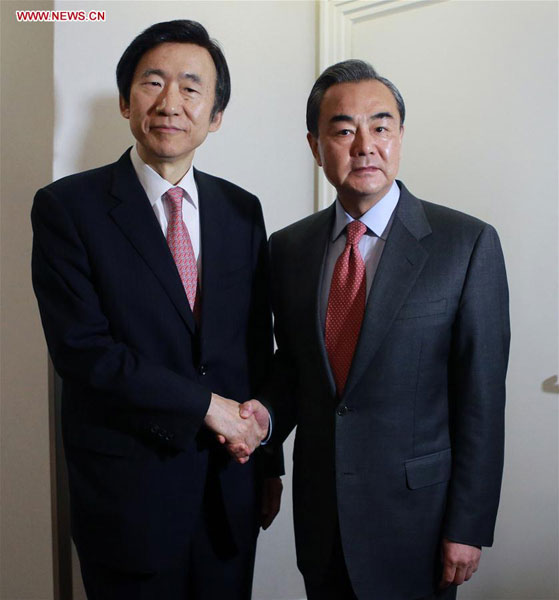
{"left": 440, "top": 538, "right": 481, "bottom": 588}
{"left": 260, "top": 477, "right": 283, "bottom": 530}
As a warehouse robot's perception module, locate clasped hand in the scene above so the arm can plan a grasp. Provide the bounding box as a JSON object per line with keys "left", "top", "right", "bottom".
{"left": 204, "top": 395, "right": 270, "bottom": 464}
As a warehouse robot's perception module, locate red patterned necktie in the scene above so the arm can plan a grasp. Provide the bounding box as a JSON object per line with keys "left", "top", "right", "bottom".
{"left": 164, "top": 187, "right": 199, "bottom": 318}
{"left": 325, "top": 220, "right": 367, "bottom": 396}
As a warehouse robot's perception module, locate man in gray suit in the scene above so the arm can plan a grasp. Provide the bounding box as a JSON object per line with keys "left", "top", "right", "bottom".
{"left": 235, "top": 60, "right": 510, "bottom": 599}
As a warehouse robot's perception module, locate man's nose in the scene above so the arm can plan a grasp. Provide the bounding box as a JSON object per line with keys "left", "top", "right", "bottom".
{"left": 351, "top": 127, "right": 375, "bottom": 156}
{"left": 155, "top": 84, "right": 181, "bottom": 115}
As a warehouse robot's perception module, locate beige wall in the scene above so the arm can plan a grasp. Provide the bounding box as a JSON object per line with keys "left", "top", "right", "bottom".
{"left": 1, "top": 2, "right": 55, "bottom": 599}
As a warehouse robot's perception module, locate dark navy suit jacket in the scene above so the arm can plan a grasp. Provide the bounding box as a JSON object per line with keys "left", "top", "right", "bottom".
{"left": 262, "top": 182, "right": 510, "bottom": 599}
{"left": 32, "top": 149, "right": 282, "bottom": 571}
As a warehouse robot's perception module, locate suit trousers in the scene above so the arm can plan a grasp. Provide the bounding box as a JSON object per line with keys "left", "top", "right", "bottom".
{"left": 79, "top": 517, "right": 256, "bottom": 600}
{"left": 79, "top": 467, "right": 258, "bottom": 600}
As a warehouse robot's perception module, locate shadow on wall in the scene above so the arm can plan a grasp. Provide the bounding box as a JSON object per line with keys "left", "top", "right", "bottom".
{"left": 77, "top": 95, "right": 133, "bottom": 173}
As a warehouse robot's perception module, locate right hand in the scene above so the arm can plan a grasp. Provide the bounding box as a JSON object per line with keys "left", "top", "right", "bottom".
{"left": 239, "top": 399, "right": 270, "bottom": 436}
{"left": 204, "top": 394, "right": 265, "bottom": 463}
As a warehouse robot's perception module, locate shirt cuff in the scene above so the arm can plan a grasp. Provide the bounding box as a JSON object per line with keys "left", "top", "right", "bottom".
{"left": 260, "top": 414, "right": 273, "bottom": 445}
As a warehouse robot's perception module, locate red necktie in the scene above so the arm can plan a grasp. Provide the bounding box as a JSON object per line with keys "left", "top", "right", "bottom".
{"left": 164, "top": 187, "right": 199, "bottom": 318}
{"left": 325, "top": 220, "right": 367, "bottom": 396}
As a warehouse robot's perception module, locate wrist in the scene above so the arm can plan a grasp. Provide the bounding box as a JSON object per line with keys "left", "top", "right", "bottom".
{"left": 204, "top": 393, "right": 224, "bottom": 423}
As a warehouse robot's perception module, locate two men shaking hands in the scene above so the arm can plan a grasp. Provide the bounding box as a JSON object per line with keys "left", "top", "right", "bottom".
{"left": 32, "top": 18, "right": 509, "bottom": 600}
{"left": 205, "top": 394, "right": 269, "bottom": 465}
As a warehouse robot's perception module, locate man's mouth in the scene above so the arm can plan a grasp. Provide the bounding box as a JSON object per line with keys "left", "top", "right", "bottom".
{"left": 151, "top": 125, "right": 184, "bottom": 134}
{"left": 352, "top": 165, "right": 380, "bottom": 173}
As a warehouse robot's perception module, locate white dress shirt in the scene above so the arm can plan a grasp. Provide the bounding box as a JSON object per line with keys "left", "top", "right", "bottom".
{"left": 129, "top": 145, "right": 202, "bottom": 274}
{"left": 320, "top": 181, "right": 400, "bottom": 329}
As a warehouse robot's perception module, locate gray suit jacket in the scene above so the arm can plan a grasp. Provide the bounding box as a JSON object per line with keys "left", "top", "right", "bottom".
{"left": 262, "top": 181, "right": 510, "bottom": 599}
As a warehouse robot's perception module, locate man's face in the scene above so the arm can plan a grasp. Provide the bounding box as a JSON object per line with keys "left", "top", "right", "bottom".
{"left": 308, "top": 79, "right": 404, "bottom": 210}
{"left": 120, "top": 42, "right": 222, "bottom": 169}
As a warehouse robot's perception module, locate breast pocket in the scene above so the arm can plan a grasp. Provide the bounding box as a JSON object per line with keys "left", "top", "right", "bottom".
{"left": 395, "top": 298, "right": 447, "bottom": 320}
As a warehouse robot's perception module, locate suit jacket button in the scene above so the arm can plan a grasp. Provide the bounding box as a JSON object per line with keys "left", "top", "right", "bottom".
{"left": 337, "top": 405, "right": 348, "bottom": 416}
{"left": 199, "top": 364, "right": 207, "bottom": 376}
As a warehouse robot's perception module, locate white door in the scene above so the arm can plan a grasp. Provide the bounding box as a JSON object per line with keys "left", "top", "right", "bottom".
{"left": 319, "top": 1, "right": 558, "bottom": 598}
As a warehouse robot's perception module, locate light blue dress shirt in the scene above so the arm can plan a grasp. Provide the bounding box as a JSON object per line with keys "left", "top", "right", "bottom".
{"left": 320, "top": 181, "right": 400, "bottom": 329}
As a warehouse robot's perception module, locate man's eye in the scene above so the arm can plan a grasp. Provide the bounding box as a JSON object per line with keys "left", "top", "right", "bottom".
{"left": 337, "top": 129, "right": 353, "bottom": 136}
{"left": 144, "top": 81, "right": 161, "bottom": 87}
{"left": 183, "top": 87, "right": 198, "bottom": 94}
{"left": 376, "top": 126, "right": 386, "bottom": 133}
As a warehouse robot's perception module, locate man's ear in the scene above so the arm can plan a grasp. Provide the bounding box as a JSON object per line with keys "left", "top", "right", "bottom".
{"left": 209, "top": 111, "right": 223, "bottom": 133}
{"left": 119, "top": 95, "right": 130, "bottom": 119}
{"left": 307, "top": 132, "right": 322, "bottom": 167}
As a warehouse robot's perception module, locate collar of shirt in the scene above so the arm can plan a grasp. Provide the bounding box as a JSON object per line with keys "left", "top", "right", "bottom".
{"left": 331, "top": 180, "right": 400, "bottom": 241}
{"left": 129, "top": 144, "right": 199, "bottom": 211}
{"left": 129, "top": 145, "right": 201, "bottom": 263}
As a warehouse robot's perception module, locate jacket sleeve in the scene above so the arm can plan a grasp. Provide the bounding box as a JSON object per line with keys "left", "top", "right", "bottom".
{"left": 443, "top": 224, "right": 510, "bottom": 546}
{"left": 31, "top": 186, "right": 211, "bottom": 451}
{"left": 248, "top": 202, "right": 285, "bottom": 477}
{"left": 257, "top": 232, "right": 299, "bottom": 446}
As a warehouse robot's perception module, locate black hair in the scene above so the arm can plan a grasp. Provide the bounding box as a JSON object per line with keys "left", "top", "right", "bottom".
{"left": 306, "top": 59, "right": 405, "bottom": 137}
{"left": 116, "top": 20, "right": 230, "bottom": 119}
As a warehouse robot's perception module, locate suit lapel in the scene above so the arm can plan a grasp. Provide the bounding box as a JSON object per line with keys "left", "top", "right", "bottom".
{"left": 343, "top": 184, "right": 432, "bottom": 399}
{"left": 108, "top": 150, "right": 196, "bottom": 334}
{"left": 195, "top": 170, "right": 228, "bottom": 337}
{"left": 293, "top": 206, "right": 337, "bottom": 397}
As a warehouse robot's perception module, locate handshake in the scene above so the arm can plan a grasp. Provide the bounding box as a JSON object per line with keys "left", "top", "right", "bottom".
{"left": 204, "top": 394, "right": 270, "bottom": 464}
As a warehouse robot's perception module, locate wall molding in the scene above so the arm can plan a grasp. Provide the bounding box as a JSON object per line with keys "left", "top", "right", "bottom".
{"left": 315, "top": 0, "right": 447, "bottom": 209}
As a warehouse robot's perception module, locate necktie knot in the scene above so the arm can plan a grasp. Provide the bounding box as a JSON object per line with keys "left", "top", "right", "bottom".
{"left": 346, "top": 220, "right": 367, "bottom": 247}
{"left": 164, "top": 187, "right": 184, "bottom": 212}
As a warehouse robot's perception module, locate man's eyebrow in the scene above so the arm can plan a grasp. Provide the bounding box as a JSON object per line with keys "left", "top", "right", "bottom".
{"left": 329, "top": 111, "right": 395, "bottom": 125}
{"left": 139, "top": 70, "right": 202, "bottom": 84}
{"left": 179, "top": 72, "right": 202, "bottom": 84}
{"left": 330, "top": 114, "right": 354, "bottom": 124}
{"left": 371, "top": 111, "right": 394, "bottom": 120}
{"left": 140, "top": 69, "right": 166, "bottom": 78}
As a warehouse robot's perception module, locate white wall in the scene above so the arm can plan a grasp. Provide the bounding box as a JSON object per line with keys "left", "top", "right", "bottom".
{"left": 52, "top": 1, "right": 315, "bottom": 599}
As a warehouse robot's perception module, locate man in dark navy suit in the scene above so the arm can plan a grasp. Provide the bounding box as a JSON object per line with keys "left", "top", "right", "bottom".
{"left": 241, "top": 60, "right": 510, "bottom": 599}
{"left": 32, "top": 20, "right": 282, "bottom": 600}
